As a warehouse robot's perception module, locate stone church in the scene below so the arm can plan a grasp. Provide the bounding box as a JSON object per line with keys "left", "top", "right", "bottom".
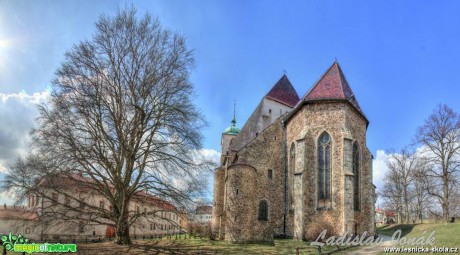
{"left": 212, "top": 62, "right": 375, "bottom": 243}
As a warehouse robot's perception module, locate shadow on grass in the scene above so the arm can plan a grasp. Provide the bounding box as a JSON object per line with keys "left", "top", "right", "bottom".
{"left": 76, "top": 238, "right": 322, "bottom": 255}
{"left": 377, "top": 224, "right": 417, "bottom": 237}
{"left": 80, "top": 240, "right": 217, "bottom": 255}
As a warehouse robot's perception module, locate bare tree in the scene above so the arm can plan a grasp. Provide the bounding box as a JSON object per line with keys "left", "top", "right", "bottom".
{"left": 411, "top": 165, "right": 431, "bottom": 223}
{"left": 1, "top": 7, "right": 212, "bottom": 245}
{"left": 414, "top": 104, "right": 460, "bottom": 223}
{"left": 382, "top": 148, "right": 418, "bottom": 223}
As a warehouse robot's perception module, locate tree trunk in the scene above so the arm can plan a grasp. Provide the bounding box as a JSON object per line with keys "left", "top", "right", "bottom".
{"left": 116, "top": 219, "right": 131, "bottom": 245}
{"left": 404, "top": 189, "right": 409, "bottom": 224}
{"left": 443, "top": 172, "right": 450, "bottom": 223}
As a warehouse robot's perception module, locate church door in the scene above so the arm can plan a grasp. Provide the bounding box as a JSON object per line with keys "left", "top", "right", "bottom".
{"left": 293, "top": 173, "right": 303, "bottom": 240}
{"left": 106, "top": 225, "right": 115, "bottom": 238}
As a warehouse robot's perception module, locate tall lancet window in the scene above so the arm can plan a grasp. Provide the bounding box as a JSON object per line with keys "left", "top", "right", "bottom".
{"left": 318, "top": 132, "right": 331, "bottom": 203}
{"left": 353, "top": 142, "right": 360, "bottom": 211}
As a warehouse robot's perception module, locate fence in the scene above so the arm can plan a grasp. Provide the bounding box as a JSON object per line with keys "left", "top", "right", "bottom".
{"left": 18, "top": 232, "right": 199, "bottom": 244}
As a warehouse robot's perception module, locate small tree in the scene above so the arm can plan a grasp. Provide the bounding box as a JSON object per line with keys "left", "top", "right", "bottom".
{"left": 1, "top": 7, "right": 211, "bottom": 245}
{"left": 382, "top": 148, "right": 418, "bottom": 223}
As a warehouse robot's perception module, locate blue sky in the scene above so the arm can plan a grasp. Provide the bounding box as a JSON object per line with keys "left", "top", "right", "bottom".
{"left": 1, "top": 0, "right": 460, "bottom": 204}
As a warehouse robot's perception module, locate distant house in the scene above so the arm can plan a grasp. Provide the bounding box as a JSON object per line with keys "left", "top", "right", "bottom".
{"left": 375, "top": 208, "right": 397, "bottom": 226}
{"left": 375, "top": 208, "right": 384, "bottom": 226}
{"left": 195, "top": 206, "right": 212, "bottom": 224}
{"left": 0, "top": 174, "right": 182, "bottom": 240}
{"left": 0, "top": 205, "right": 40, "bottom": 239}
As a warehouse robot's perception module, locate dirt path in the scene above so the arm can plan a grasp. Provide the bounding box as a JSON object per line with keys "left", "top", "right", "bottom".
{"left": 346, "top": 235, "right": 393, "bottom": 255}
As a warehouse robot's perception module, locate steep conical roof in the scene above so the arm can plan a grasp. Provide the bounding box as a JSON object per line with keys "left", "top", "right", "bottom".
{"left": 303, "top": 61, "right": 364, "bottom": 116}
{"left": 265, "top": 74, "right": 300, "bottom": 108}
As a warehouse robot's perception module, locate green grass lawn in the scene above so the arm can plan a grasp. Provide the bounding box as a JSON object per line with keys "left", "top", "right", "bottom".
{"left": 150, "top": 238, "right": 320, "bottom": 255}
{"left": 376, "top": 222, "right": 460, "bottom": 255}
{"left": 1, "top": 236, "right": 350, "bottom": 255}
{"left": 377, "top": 224, "right": 417, "bottom": 237}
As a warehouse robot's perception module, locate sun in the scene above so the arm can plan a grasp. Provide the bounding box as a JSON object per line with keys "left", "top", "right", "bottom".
{"left": 0, "top": 34, "right": 11, "bottom": 73}
{"left": 0, "top": 39, "right": 8, "bottom": 73}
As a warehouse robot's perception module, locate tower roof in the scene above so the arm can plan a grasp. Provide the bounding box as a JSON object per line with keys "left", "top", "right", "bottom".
{"left": 224, "top": 102, "right": 240, "bottom": 135}
{"left": 265, "top": 74, "right": 300, "bottom": 108}
{"left": 302, "top": 61, "right": 364, "bottom": 116}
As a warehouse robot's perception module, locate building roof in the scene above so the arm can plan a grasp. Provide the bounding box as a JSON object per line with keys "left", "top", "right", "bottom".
{"left": 285, "top": 61, "right": 368, "bottom": 125}
{"left": 133, "top": 190, "right": 177, "bottom": 212}
{"left": 223, "top": 102, "right": 240, "bottom": 135}
{"left": 265, "top": 74, "right": 300, "bottom": 108}
{"left": 195, "top": 205, "right": 212, "bottom": 215}
{"left": 0, "top": 205, "right": 38, "bottom": 220}
{"left": 302, "top": 61, "right": 364, "bottom": 116}
{"left": 37, "top": 173, "right": 178, "bottom": 212}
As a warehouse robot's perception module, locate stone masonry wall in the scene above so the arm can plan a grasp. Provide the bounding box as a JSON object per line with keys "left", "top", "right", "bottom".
{"left": 344, "top": 105, "right": 375, "bottom": 236}
{"left": 212, "top": 167, "right": 225, "bottom": 238}
{"left": 286, "top": 102, "right": 347, "bottom": 239}
{"left": 225, "top": 164, "right": 257, "bottom": 243}
{"left": 224, "top": 117, "right": 285, "bottom": 243}
{"left": 285, "top": 101, "right": 373, "bottom": 239}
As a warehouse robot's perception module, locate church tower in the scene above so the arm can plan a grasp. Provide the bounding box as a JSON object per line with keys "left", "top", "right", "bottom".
{"left": 220, "top": 102, "right": 240, "bottom": 165}
{"left": 212, "top": 104, "right": 240, "bottom": 239}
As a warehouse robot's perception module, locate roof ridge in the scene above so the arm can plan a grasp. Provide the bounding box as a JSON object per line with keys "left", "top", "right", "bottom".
{"left": 335, "top": 62, "right": 346, "bottom": 98}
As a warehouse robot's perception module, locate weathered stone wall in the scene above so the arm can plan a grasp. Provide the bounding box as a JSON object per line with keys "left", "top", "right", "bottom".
{"left": 236, "top": 118, "right": 285, "bottom": 240}
{"left": 223, "top": 118, "right": 285, "bottom": 243}
{"left": 286, "top": 102, "right": 347, "bottom": 239}
{"left": 285, "top": 101, "right": 373, "bottom": 239}
{"left": 224, "top": 164, "right": 257, "bottom": 243}
{"left": 212, "top": 167, "right": 225, "bottom": 238}
{"left": 344, "top": 104, "right": 375, "bottom": 236}
{"left": 221, "top": 134, "right": 236, "bottom": 164}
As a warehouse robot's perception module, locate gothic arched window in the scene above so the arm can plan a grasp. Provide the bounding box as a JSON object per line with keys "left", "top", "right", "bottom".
{"left": 258, "top": 200, "right": 268, "bottom": 221}
{"left": 353, "top": 142, "right": 360, "bottom": 211}
{"left": 318, "top": 132, "right": 331, "bottom": 202}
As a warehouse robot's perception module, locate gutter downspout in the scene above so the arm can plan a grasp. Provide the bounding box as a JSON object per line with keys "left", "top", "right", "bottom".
{"left": 281, "top": 121, "right": 287, "bottom": 237}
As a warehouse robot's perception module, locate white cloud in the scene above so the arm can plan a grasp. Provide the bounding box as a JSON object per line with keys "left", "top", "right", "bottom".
{"left": 0, "top": 90, "right": 50, "bottom": 104}
{"left": 0, "top": 90, "right": 50, "bottom": 174}
{"left": 372, "top": 149, "right": 390, "bottom": 196}
{"left": 191, "top": 148, "right": 220, "bottom": 200}
{"left": 196, "top": 148, "right": 220, "bottom": 165}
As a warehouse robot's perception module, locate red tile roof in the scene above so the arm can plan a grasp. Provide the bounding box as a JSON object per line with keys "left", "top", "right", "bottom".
{"left": 265, "top": 74, "right": 300, "bottom": 108}
{"left": 195, "top": 205, "right": 212, "bottom": 215}
{"left": 133, "top": 190, "right": 178, "bottom": 212}
{"left": 38, "top": 173, "right": 177, "bottom": 212}
{"left": 0, "top": 206, "right": 38, "bottom": 220}
{"left": 303, "top": 62, "right": 365, "bottom": 117}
